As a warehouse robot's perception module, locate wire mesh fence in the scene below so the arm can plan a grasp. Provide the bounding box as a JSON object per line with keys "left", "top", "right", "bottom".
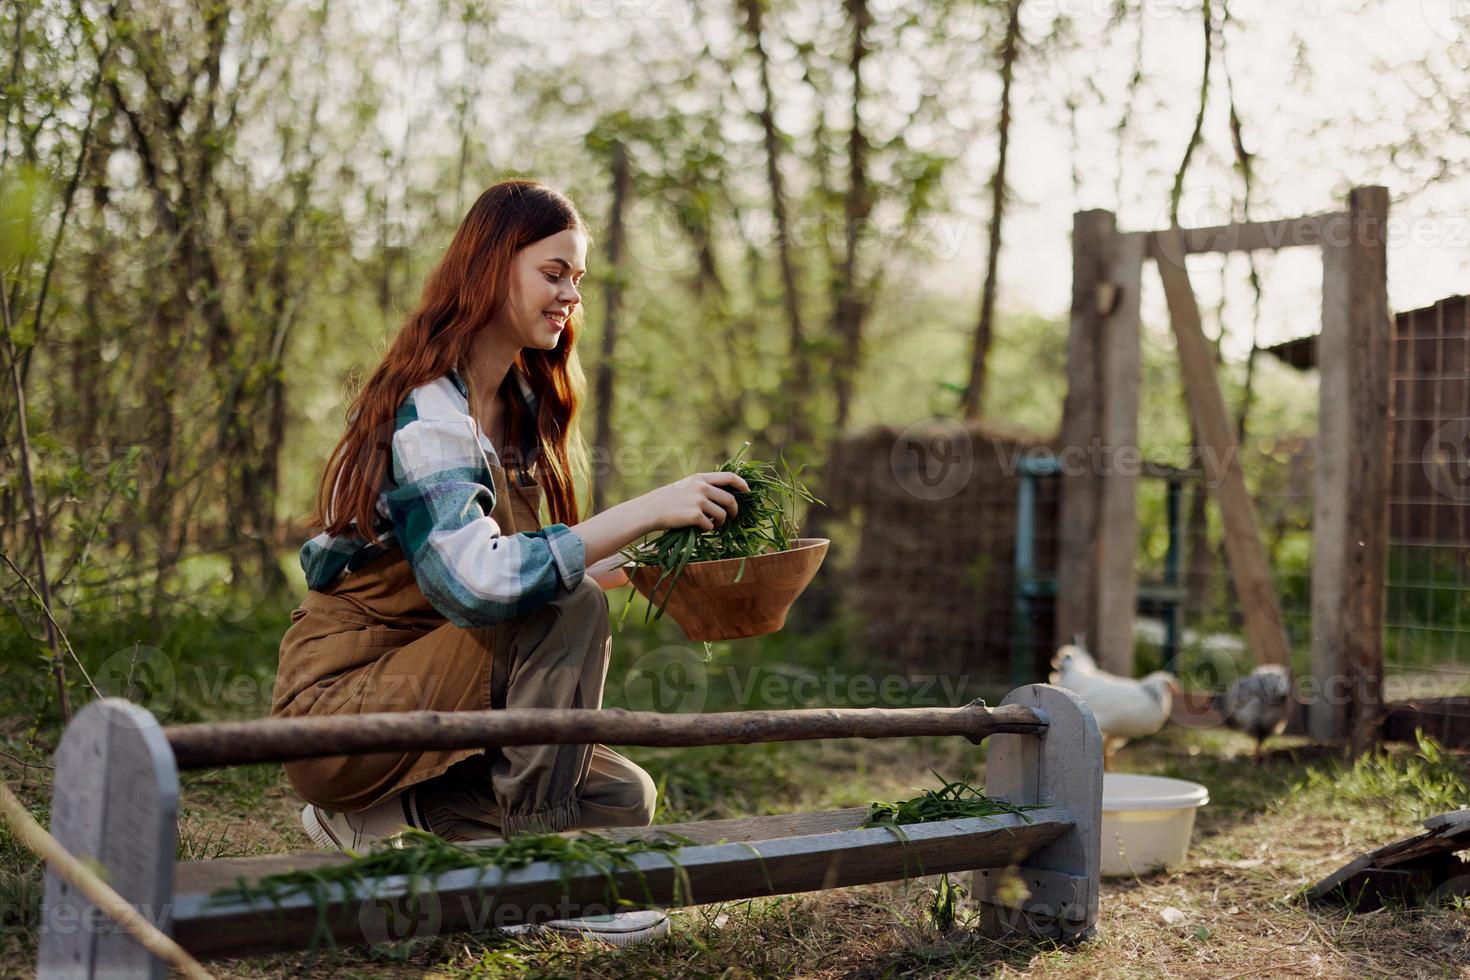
{"left": 1387, "top": 296, "right": 1470, "bottom": 715}
{"left": 816, "top": 419, "right": 1059, "bottom": 693}
{"left": 812, "top": 295, "right": 1470, "bottom": 744}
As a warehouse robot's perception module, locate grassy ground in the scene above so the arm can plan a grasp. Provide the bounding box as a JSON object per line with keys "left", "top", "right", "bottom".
{"left": 2, "top": 592, "right": 1468, "bottom": 978}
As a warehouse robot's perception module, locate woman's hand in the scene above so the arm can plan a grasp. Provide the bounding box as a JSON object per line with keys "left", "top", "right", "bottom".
{"left": 636, "top": 471, "right": 751, "bottom": 533}
{"left": 567, "top": 470, "right": 751, "bottom": 574}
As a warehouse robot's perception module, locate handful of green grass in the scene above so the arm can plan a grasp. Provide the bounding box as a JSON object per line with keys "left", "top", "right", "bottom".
{"left": 620, "top": 441, "right": 821, "bottom": 625}
{"left": 860, "top": 771, "right": 1043, "bottom": 828}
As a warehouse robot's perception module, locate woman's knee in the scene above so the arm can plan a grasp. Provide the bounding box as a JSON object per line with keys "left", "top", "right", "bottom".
{"left": 554, "top": 574, "right": 608, "bottom": 620}
{"left": 584, "top": 757, "right": 658, "bottom": 827}
{"left": 603, "top": 779, "right": 656, "bottom": 827}
{"left": 539, "top": 576, "right": 610, "bottom": 661}
{"left": 622, "top": 764, "right": 658, "bottom": 825}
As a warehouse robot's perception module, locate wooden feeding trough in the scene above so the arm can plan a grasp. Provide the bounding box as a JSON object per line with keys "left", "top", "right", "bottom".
{"left": 37, "top": 684, "right": 1102, "bottom": 976}
{"left": 629, "top": 537, "right": 830, "bottom": 641}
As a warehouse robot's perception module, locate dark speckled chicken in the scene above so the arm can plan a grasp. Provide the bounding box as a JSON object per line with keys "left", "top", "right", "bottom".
{"left": 1216, "top": 665, "right": 1294, "bottom": 764}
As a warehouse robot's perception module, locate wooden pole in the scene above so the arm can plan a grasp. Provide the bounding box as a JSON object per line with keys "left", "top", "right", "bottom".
{"left": 1096, "top": 231, "right": 1145, "bottom": 675}
{"left": 164, "top": 703, "right": 1048, "bottom": 770}
{"left": 1151, "top": 226, "right": 1292, "bottom": 669}
{"left": 1313, "top": 186, "right": 1391, "bottom": 751}
{"left": 1057, "top": 210, "right": 1144, "bottom": 676}
{"left": 1056, "top": 210, "right": 1113, "bottom": 658}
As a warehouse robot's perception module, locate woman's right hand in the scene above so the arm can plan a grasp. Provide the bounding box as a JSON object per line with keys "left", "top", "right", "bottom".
{"left": 638, "top": 471, "right": 751, "bottom": 533}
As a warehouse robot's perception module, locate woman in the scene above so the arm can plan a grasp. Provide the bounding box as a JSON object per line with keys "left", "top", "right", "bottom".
{"left": 271, "top": 180, "right": 747, "bottom": 939}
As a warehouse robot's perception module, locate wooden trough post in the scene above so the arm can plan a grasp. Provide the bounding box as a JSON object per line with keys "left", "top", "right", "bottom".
{"left": 972, "top": 683, "right": 1103, "bottom": 942}
{"left": 38, "top": 698, "right": 179, "bottom": 980}
{"left": 1312, "top": 185, "right": 1391, "bottom": 752}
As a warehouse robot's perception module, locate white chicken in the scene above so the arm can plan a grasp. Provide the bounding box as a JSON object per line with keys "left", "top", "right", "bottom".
{"left": 1049, "top": 635, "right": 1179, "bottom": 769}
{"left": 1215, "top": 664, "right": 1293, "bottom": 764}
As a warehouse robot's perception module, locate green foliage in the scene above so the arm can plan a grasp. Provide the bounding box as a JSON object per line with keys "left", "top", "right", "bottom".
{"left": 925, "top": 870, "right": 965, "bottom": 933}
{"left": 0, "top": 590, "right": 295, "bottom": 728}
{"left": 1293, "top": 730, "right": 1470, "bottom": 823}
{"left": 0, "top": 165, "right": 49, "bottom": 282}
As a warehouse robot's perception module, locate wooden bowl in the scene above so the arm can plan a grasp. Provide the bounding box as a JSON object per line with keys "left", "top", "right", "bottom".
{"left": 629, "top": 538, "right": 830, "bottom": 641}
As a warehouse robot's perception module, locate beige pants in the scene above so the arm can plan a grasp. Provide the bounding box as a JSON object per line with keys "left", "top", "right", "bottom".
{"left": 413, "top": 576, "right": 657, "bottom": 840}
{"left": 274, "top": 554, "right": 657, "bottom": 841}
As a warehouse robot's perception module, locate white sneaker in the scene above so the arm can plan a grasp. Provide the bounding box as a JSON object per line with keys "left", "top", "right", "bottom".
{"left": 499, "top": 909, "right": 670, "bottom": 946}
{"left": 301, "top": 790, "right": 429, "bottom": 852}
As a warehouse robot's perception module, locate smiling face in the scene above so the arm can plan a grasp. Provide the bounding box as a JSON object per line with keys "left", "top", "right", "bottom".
{"left": 497, "top": 228, "right": 588, "bottom": 351}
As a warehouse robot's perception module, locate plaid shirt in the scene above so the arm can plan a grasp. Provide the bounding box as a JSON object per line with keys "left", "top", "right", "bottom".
{"left": 299, "top": 367, "right": 586, "bottom": 627}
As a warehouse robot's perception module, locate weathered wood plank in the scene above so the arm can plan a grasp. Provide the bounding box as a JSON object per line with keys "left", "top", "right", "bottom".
{"left": 1309, "top": 804, "right": 1470, "bottom": 910}
{"left": 165, "top": 703, "right": 1046, "bottom": 769}
{"left": 1313, "top": 228, "right": 1353, "bottom": 741}
{"left": 174, "top": 807, "right": 883, "bottom": 895}
{"left": 171, "top": 808, "right": 1074, "bottom": 959}
{"left": 38, "top": 702, "right": 112, "bottom": 978}
{"left": 1341, "top": 187, "right": 1392, "bottom": 755}
{"left": 1152, "top": 227, "right": 1292, "bottom": 668}
{"left": 1422, "top": 809, "right": 1470, "bottom": 834}
{"left": 1130, "top": 212, "right": 1346, "bottom": 256}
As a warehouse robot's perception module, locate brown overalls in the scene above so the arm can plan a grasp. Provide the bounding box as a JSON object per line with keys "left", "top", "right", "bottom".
{"left": 271, "top": 459, "right": 656, "bottom": 840}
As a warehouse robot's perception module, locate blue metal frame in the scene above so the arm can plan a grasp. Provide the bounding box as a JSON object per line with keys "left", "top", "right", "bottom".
{"left": 1010, "top": 452, "right": 1186, "bottom": 684}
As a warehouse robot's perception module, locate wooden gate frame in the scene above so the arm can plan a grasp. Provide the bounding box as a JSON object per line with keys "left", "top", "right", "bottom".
{"left": 37, "top": 684, "right": 1102, "bottom": 975}
{"left": 1056, "top": 186, "right": 1391, "bottom": 751}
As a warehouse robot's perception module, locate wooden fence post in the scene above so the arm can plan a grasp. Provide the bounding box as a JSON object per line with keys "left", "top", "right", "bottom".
{"left": 1058, "top": 210, "right": 1142, "bottom": 676}
{"left": 1313, "top": 185, "right": 1391, "bottom": 751}
{"left": 1056, "top": 211, "right": 1111, "bottom": 660}
{"left": 38, "top": 699, "right": 178, "bottom": 980}
{"left": 1097, "top": 232, "right": 1145, "bottom": 675}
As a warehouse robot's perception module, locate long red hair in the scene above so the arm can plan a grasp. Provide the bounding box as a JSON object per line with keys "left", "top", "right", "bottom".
{"left": 312, "top": 180, "right": 590, "bottom": 541}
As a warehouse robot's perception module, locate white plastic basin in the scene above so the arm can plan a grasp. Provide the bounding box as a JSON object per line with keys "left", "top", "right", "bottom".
{"left": 1099, "top": 773, "right": 1209, "bottom": 877}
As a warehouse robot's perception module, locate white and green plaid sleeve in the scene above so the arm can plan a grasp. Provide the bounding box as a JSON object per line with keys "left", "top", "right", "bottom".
{"left": 384, "top": 379, "right": 586, "bottom": 627}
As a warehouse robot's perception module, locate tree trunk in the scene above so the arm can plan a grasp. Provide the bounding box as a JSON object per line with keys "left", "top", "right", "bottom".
{"left": 739, "top": 0, "right": 811, "bottom": 452}
{"left": 0, "top": 271, "right": 69, "bottom": 722}
{"left": 831, "top": 0, "right": 872, "bottom": 435}
{"left": 591, "top": 141, "right": 630, "bottom": 514}
{"left": 960, "top": 0, "right": 1022, "bottom": 421}
{"left": 1175, "top": 0, "right": 1216, "bottom": 612}
{"left": 795, "top": 0, "right": 872, "bottom": 628}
